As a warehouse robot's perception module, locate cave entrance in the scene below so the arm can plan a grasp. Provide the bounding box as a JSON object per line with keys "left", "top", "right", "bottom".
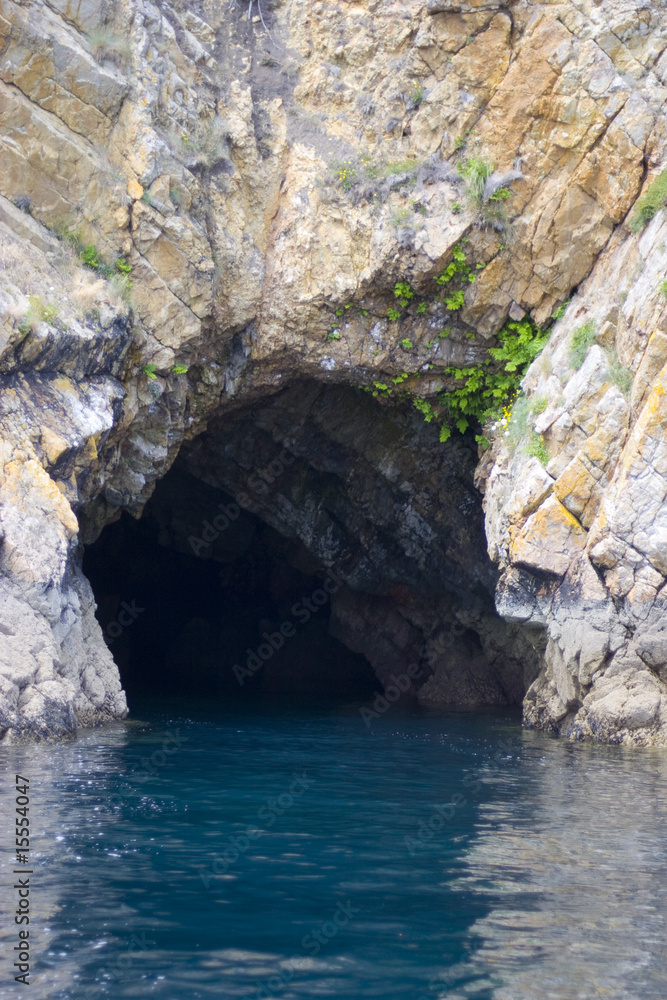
{"left": 83, "top": 464, "right": 378, "bottom": 706}
{"left": 83, "top": 380, "right": 535, "bottom": 713}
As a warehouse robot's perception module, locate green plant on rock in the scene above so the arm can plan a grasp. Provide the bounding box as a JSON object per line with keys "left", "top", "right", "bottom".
{"left": 171, "top": 364, "right": 189, "bottom": 374}
{"left": 569, "top": 320, "right": 596, "bottom": 369}
{"left": 526, "top": 431, "right": 549, "bottom": 467}
{"left": 458, "top": 157, "right": 493, "bottom": 203}
{"left": 606, "top": 351, "right": 633, "bottom": 396}
{"left": 456, "top": 156, "right": 519, "bottom": 228}
{"left": 393, "top": 281, "right": 415, "bottom": 305}
{"left": 142, "top": 363, "right": 158, "bottom": 379}
{"left": 629, "top": 168, "right": 667, "bottom": 232}
{"left": 435, "top": 242, "right": 476, "bottom": 286}
{"left": 551, "top": 300, "right": 570, "bottom": 321}
{"left": 660, "top": 280, "right": 667, "bottom": 299}
{"left": 412, "top": 396, "right": 437, "bottom": 422}
{"left": 416, "top": 301, "right": 427, "bottom": 315}
{"left": 19, "top": 295, "right": 59, "bottom": 332}
{"left": 326, "top": 153, "right": 421, "bottom": 204}
{"left": 177, "top": 117, "right": 230, "bottom": 169}
{"left": 391, "top": 207, "right": 413, "bottom": 228}
{"left": 327, "top": 330, "right": 341, "bottom": 340}
{"left": 387, "top": 307, "right": 401, "bottom": 321}
{"left": 444, "top": 289, "right": 465, "bottom": 310}
{"left": 399, "top": 338, "right": 414, "bottom": 351}
{"left": 438, "top": 318, "right": 549, "bottom": 441}
{"left": 81, "top": 244, "right": 103, "bottom": 270}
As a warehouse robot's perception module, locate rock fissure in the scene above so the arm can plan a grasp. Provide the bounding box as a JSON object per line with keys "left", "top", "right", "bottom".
{"left": 2, "top": 0, "right": 667, "bottom": 743}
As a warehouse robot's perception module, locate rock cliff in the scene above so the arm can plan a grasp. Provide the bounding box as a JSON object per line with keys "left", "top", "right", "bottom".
{"left": 1, "top": 0, "right": 667, "bottom": 744}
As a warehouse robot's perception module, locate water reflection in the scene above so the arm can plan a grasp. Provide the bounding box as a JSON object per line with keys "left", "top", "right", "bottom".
{"left": 0, "top": 709, "right": 666, "bottom": 999}
{"left": 445, "top": 734, "right": 667, "bottom": 999}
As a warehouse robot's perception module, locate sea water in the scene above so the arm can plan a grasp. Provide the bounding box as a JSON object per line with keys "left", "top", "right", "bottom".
{"left": 1, "top": 702, "right": 666, "bottom": 999}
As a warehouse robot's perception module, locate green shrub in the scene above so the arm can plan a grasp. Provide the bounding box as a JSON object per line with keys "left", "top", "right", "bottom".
{"left": 81, "top": 244, "right": 102, "bottom": 270}
{"left": 629, "top": 168, "right": 667, "bottom": 232}
{"left": 444, "top": 289, "right": 465, "bottom": 310}
{"left": 458, "top": 157, "right": 493, "bottom": 203}
{"left": 412, "top": 396, "right": 436, "bottom": 422}
{"left": 607, "top": 352, "right": 633, "bottom": 396}
{"left": 408, "top": 85, "right": 424, "bottom": 107}
{"left": 142, "top": 363, "right": 158, "bottom": 379}
{"left": 366, "top": 244, "right": 549, "bottom": 444}
{"left": 393, "top": 281, "right": 414, "bottom": 303}
{"left": 171, "top": 364, "right": 189, "bottom": 375}
{"left": 569, "top": 321, "right": 596, "bottom": 369}
{"left": 438, "top": 318, "right": 549, "bottom": 439}
{"left": 526, "top": 432, "right": 549, "bottom": 466}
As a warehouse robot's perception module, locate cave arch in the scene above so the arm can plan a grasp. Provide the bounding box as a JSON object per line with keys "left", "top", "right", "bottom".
{"left": 84, "top": 380, "right": 538, "bottom": 709}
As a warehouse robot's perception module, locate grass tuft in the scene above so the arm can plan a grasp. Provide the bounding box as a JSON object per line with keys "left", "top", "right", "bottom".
{"left": 628, "top": 168, "right": 667, "bottom": 232}
{"left": 569, "top": 321, "right": 596, "bottom": 369}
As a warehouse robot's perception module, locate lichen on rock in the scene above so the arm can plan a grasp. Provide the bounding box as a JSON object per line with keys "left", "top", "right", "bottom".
{"left": 1, "top": 0, "right": 667, "bottom": 744}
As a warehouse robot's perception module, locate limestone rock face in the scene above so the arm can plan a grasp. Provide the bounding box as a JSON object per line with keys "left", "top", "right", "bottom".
{"left": 0, "top": 0, "right": 667, "bottom": 742}
{"left": 484, "top": 210, "right": 667, "bottom": 746}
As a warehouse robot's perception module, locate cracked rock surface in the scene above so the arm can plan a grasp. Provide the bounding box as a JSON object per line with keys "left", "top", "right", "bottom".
{"left": 1, "top": 0, "right": 667, "bottom": 743}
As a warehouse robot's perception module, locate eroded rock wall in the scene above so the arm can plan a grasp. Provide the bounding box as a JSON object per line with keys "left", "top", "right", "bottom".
{"left": 0, "top": 0, "right": 666, "bottom": 741}
{"left": 483, "top": 211, "right": 667, "bottom": 746}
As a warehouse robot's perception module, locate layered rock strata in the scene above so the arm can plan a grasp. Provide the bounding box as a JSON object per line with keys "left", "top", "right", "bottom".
{"left": 0, "top": 0, "right": 666, "bottom": 742}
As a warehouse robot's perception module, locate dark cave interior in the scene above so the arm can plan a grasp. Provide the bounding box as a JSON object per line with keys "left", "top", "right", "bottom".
{"left": 83, "top": 465, "right": 379, "bottom": 706}
{"left": 83, "top": 380, "right": 537, "bottom": 713}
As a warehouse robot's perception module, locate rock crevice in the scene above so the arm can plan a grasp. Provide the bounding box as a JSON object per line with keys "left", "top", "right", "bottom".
{"left": 1, "top": 0, "right": 667, "bottom": 742}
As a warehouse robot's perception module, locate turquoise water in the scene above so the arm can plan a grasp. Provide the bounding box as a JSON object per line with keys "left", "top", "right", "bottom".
{"left": 1, "top": 702, "right": 667, "bottom": 999}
